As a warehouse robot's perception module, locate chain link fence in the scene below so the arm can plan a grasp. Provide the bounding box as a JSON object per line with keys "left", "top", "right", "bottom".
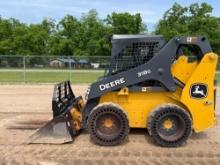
{"left": 0, "top": 55, "right": 219, "bottom": 84}
{"left": 0, "top": 55, "right": 110, "bottom": 84}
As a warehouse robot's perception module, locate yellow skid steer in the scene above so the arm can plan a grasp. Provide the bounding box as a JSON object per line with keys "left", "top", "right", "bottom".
{"left": 29, "top": 35, "right": 218, "bottom": 147}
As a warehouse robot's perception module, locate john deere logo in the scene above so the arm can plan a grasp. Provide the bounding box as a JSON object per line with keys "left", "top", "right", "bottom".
{"left": 190, "top": 84, "right": 208, "bottom": 99}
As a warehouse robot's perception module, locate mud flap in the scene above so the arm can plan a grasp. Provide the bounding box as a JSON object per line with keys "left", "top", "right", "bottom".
{"left": 28, "top": 81, "right": 84, "bottom": 144}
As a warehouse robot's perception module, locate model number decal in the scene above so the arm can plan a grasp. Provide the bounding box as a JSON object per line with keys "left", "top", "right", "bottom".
{"left": 137, "top": 69, "right": 151, "bottom": 78}
{"left": 99, "top": 77, "right": 125, "bottom": 91}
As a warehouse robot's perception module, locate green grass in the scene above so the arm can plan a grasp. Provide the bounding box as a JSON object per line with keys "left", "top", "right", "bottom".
{"left": 0, "top": 69, "right": 219, "bottom": 84}
{"left": 0, "top": 70, "right": 104, "bottom": 83}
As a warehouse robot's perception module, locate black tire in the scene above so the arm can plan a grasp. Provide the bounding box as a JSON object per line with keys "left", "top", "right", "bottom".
{"left": 88, "top": 103, "right": 129, "bottom": 146}
{"left": 148, "top": 104, "right": 192, "bottom": 147}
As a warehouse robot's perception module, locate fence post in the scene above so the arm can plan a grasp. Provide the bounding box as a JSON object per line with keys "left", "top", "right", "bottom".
{"left": 23, "top": 56, "right": 26, "bottom": 83}
{"left": 69, "top": 57, "right": 72, "bottom": 82}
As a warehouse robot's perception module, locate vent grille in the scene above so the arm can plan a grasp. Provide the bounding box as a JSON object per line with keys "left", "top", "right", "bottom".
{"left": 111, "top": 42, "right": 160, "bottom": 74}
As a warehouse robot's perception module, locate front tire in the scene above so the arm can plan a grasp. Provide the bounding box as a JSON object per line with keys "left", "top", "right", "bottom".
{"left": 88, "top": 103, "right": 129, "bottom": 146}
{"left": 148, "top": 104, "right": 192, "bottom": 147}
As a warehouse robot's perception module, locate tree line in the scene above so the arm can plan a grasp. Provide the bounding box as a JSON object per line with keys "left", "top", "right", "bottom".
{"left": 0, "top": 10, "right": 144, "bottom": 56}
{"left": 0, "top": 2, "right": 219, "bottom": 57}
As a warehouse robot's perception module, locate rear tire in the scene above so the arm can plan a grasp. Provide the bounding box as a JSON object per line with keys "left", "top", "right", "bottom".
{"left": 88, "top": 103, "right": 129, "bottom": 146}
{"left": 148, "top": 104, "right": 192, "bottom": 147}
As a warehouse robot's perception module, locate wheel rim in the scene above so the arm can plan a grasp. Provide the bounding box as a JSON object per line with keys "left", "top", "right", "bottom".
{"left": 156, "top": 114, "right": 185, "bottom": 141}
{"left": 88, "top": 104, "right": 129, "bottom": 146}
{"left": 95, "top": 113, "right": 122, "bottom": 140}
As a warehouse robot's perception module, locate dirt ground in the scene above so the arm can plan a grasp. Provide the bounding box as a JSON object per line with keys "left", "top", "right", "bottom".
{"left": 0, "top": 85, "right": 220, "bottom": 165}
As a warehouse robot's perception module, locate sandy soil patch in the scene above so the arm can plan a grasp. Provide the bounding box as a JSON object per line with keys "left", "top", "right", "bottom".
{"left": 0, "top": 85, "right": 220, "bottom": 164}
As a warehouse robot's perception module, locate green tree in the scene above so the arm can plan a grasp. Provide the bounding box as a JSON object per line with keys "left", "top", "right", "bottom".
{"left": 48, "top": 15, "right": 80, "bottom": 55}
{"left": 0, "top": 18, "right": 19, "bottom": 54}
{"left": 155, "top": 2, "right": 220, "bottom": 52}
{"left": 14, "top": 23, "right": 50, "bottom": 55}
{"left": 0, "top": 17, "right": 54, "bottom": 55}
{"left": 105, "top": 12, "right": 146, "bottom": 34}
{"left": 79, "top": 9, "right": 111, "bottom": 56}
{"left": 41, "top": 18, "right": 56, "bottom": 35}
{"left": 0, "top": 10, "right": 147, "bottom": 57}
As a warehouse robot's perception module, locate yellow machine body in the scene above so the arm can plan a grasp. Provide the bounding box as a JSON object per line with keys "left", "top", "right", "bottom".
{"left": 99, "top": 53, "right": 218, "bottom": 133}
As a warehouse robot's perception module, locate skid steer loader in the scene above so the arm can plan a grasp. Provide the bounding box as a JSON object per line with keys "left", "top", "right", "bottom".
{"left": 29, "top": 35, "right": 218, "bottom": 147}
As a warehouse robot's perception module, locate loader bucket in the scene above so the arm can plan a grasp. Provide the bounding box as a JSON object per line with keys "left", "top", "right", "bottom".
{"left": 28, "top": 81, "right": 84, "bottom": 144}
{"left": 28, "top": 112, "right": 73, "bottom": 144}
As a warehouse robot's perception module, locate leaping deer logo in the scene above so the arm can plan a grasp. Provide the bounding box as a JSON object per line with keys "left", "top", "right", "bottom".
{"left": 192, "top": 85, "right": 206, "bottom": 97}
